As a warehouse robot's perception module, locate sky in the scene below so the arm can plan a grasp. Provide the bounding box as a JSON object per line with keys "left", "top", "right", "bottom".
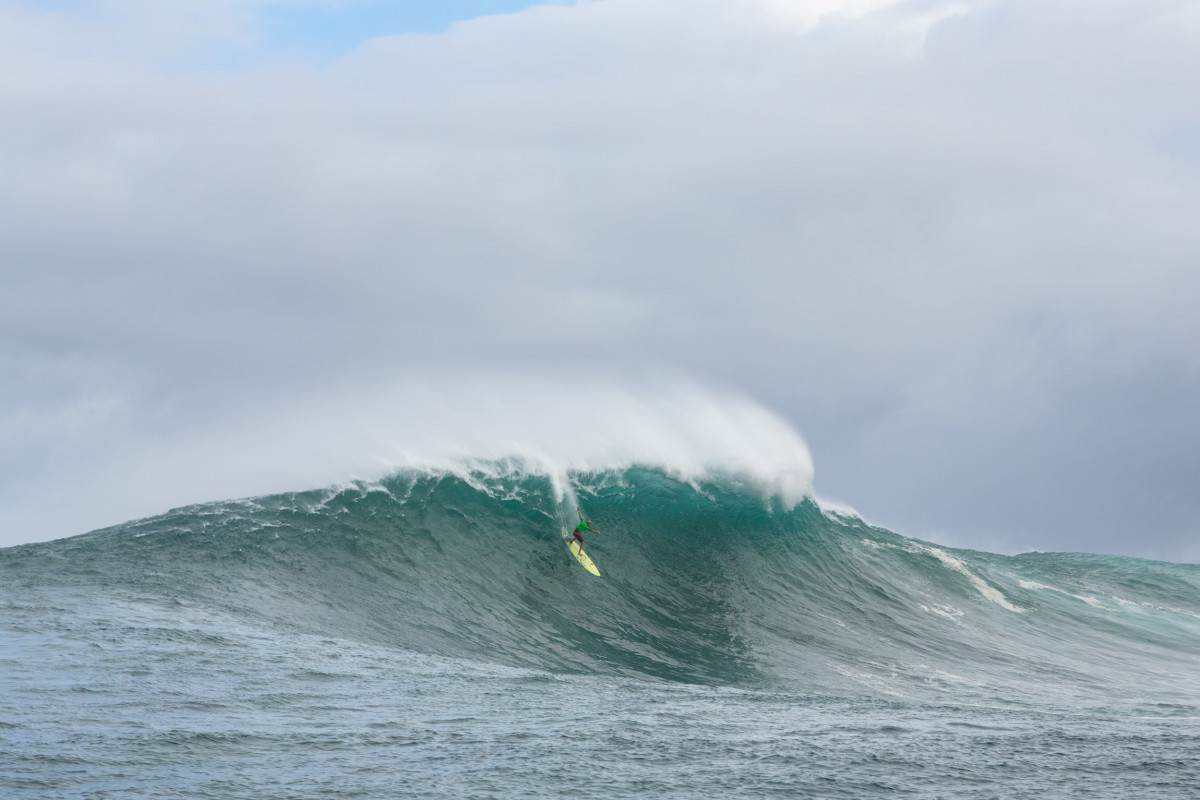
{"left": 2, "top": 0, "right": 1199, "bottom": 560}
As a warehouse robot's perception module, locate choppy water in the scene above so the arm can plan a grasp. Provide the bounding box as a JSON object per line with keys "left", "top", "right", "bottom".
{"left": 3, "top": 466, "right": 1199, "bottom": 797}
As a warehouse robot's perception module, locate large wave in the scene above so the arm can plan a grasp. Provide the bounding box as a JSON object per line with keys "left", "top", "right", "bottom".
{"left": 5, "top": 463, "right": 1199, "bottom": 712}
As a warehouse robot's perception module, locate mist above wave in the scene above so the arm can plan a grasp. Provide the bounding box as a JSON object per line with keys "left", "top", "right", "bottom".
{"left": 1, "top": 375, "right": 814, "bottom": 546}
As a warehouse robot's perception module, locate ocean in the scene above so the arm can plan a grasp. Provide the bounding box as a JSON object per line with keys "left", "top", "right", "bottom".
{"left": 3, "top": 464, "right": 1199, "bottom": 798}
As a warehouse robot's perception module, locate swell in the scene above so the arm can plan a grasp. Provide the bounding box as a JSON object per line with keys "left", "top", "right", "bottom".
{"left": 3, "top": 465, "right": 1199, "bottom": 706}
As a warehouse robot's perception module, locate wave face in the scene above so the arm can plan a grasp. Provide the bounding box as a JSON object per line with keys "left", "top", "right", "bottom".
{"left": 5, "top": 465, "right": 1200, "bottom": 710}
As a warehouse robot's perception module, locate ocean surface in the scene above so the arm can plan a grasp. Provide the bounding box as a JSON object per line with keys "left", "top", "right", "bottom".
{"left": 3, "top": 465, "right": 1199, "bottom": 798}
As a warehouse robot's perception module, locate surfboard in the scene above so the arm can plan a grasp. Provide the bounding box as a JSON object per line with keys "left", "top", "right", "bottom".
{"left": 565, "top": 532, "right": 601, "bottom": 576}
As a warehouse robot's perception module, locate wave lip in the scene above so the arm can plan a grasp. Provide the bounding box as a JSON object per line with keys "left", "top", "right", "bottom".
{"left": 360, "top": 379, "right": 816, "bottom": 509}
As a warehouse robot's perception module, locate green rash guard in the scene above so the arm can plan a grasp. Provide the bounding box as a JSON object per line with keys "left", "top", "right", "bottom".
{"left": 574, "top": 520, "right": 590, "bottom": 534}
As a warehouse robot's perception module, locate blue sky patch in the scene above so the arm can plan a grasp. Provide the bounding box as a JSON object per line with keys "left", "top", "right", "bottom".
{"left": 262, "top": 1, "right": 570, "bottom": 57}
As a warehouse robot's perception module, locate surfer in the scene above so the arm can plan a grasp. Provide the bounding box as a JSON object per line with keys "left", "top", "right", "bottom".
{"left": 572, "top": 508, "right": 599, "bottom": 551}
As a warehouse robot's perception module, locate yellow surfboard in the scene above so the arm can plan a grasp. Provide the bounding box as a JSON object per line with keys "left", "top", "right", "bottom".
{"left": 566, "top": 535, "right": 601, "bottom": 576}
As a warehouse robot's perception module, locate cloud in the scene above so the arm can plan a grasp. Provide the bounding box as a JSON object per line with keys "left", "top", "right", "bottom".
{"left": 2, "top": 0, "right": 1199, "bottom": 556}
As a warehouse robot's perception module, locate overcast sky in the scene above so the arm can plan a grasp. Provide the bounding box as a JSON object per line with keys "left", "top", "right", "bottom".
{"left": 2, "top": 0, "right": 1198, "bottom": 560}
